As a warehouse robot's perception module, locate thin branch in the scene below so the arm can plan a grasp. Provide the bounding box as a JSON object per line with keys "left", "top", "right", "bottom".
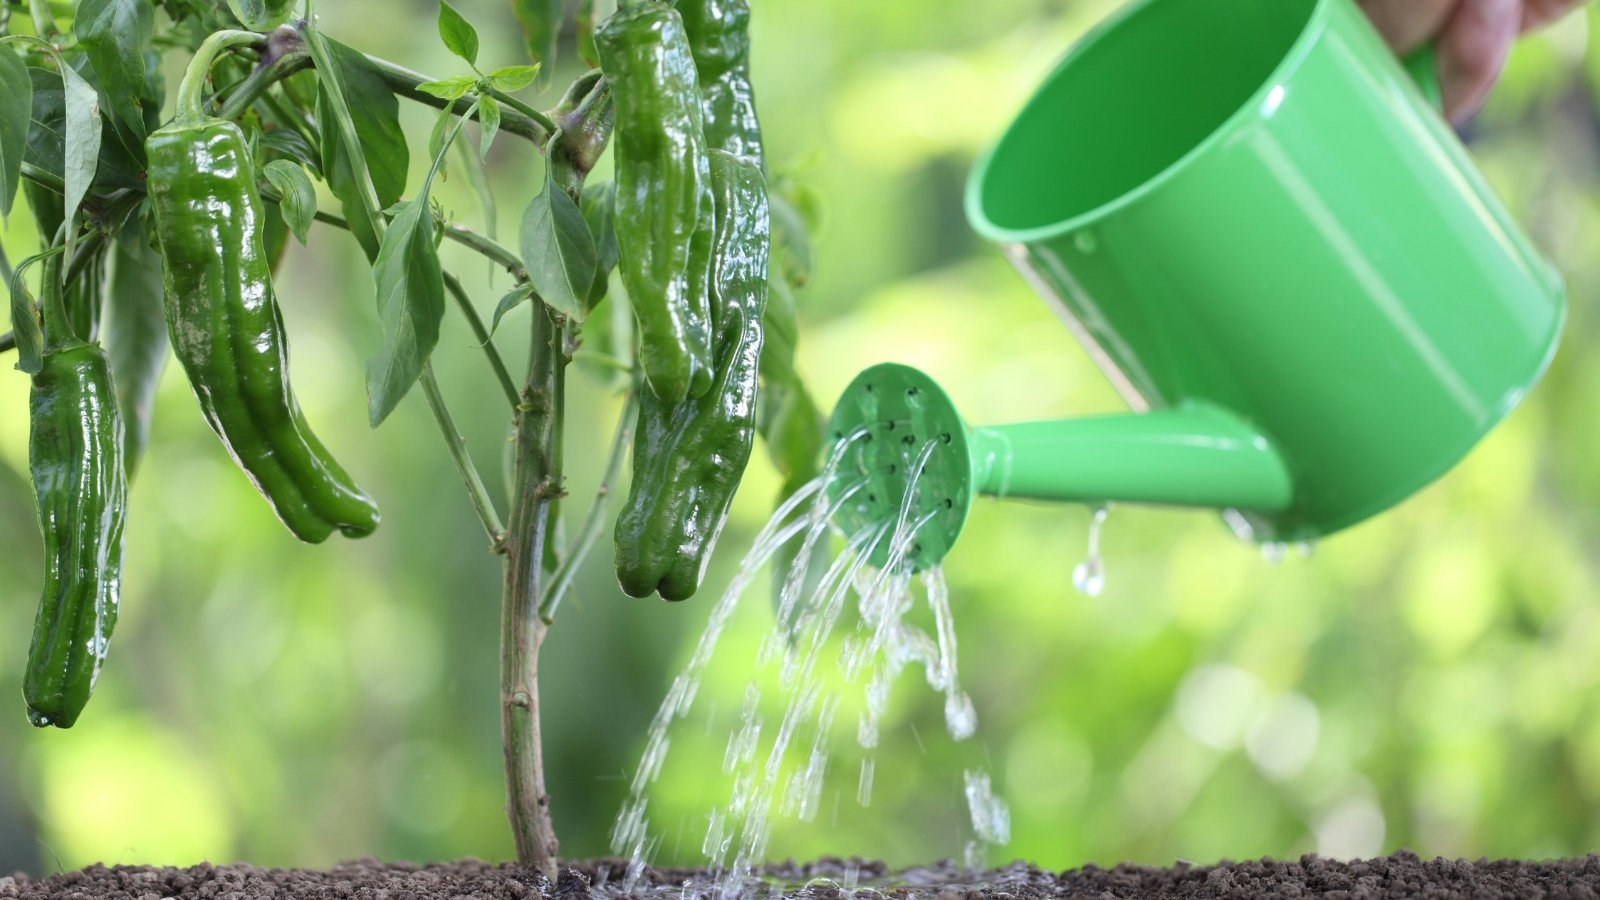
{"left": 0, "top": 332, "right": 14, "bottom": 354}
{"left": 444, "top": 271, "right": 520, "bottom": 410}
{"left": 363, "top": 53, "right": 556, "bottom": 145}
{"left": 539, "top": 387, "right": 637, "bottom": 623}
{"left": 419, "top": 362, "right": 507, "bottom": 547}
{"left": 20, "top": 161, "right": 63, "bottom": 195}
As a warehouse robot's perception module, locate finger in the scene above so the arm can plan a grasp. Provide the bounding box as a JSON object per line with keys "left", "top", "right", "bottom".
{"left": 1438, "top": 0, "right": 1523, "bottom": 123}
{"left": 1521, "top": 0, "right": 1587, "bottom": 31}
{"left": 1360, "top": 0, "right": 1462, "bottom": 51}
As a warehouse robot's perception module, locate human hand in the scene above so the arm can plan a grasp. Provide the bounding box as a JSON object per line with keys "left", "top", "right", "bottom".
{"left": 1359, "top": 0, "right": 1588, "bottom": 123}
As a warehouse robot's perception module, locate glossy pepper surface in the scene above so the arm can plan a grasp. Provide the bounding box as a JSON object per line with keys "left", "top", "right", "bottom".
{"left": 146, "top": 115, "right": 379, "bottom": 542}
{"left": 595, "top": 4, "right": 715, "bottom": 405}
{"left": 678, "top": 0, "right": 763, "bottom": 165}
{"left": 25, "top": 336, "right": 128, "bottom": 729}
{"left": 616, "top": 150, "right": 770, "bottom": 600}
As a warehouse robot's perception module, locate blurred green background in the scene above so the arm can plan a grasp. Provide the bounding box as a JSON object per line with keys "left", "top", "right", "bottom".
{"left": 3, "top": 0, "right": 1600, "bottom": 878}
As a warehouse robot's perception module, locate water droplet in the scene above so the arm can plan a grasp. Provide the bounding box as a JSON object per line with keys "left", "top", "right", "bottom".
{"left": 1072, "top": 505, "right": 1110, "bottom": 597}
{"left": 1073, "top": 230, "right": 1099, "bottom": 253}
{"left": 857, "top": 757, "right": 875, "bottom": 806}
{"left": 1295, "top": 541, "right": 1317, "bottom": 558}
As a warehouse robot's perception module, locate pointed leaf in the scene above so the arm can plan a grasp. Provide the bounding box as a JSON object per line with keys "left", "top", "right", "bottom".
{"left": 519, "top": 169, "right": 596, "bottom": 321}
{"left": 262, "top": 160, "right": 316, "bottom": 244}
{"left": 74, "top": 0, "right": 154, "bottom": 139}
{"left": 488, "top": 65, "right": 540, "bottom": 92}
{"left": 511, "top": 0, "right": 560, "bottom": 90}
{"left": 477, "top": 95, "right": 501, "bottom": 159}
{"left": 579, "top": 180, "right": 616, "bottom": 306}
{"left": 427, "top": 99, "right": 458, "bottom": 176}
{"left": 417, "top": 74, "right": 476, "bottom": 100}
{"left": 227, "top": 0, "right": 297, "bottom": 29}
{"left": 366, "top": 197, "right": 445, "bottom": 426}
{"left": 490, "top": 282, "right": 535, "bottom": 337}
{"left": 316, "top": 37, "right": 408, "bottom": 262}
{"left": 7, "top": 261, "right": 44, "bottom": 375}
{"left": 61, "top": 65, "right": 102, "bottom": 264}
{"left": 0, "top": 52, "right": 30, "bottom": 220}
{"left": 437, "top": 1, "right": 480, "bottom": 66}
{"left": 102, "top": 220, "right": 168, "bottom": 475}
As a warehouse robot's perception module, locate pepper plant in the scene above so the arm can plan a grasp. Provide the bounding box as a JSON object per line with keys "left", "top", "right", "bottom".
{"left": 0, "top": 0, "right": 824, "bottom": 873}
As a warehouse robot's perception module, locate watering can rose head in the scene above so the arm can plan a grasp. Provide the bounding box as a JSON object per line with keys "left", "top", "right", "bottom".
{"left": 827, "top": 0, "right": 1566, "bottom": 568}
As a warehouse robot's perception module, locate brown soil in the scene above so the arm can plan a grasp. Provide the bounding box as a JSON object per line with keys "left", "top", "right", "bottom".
{"left": 2, "top": 852, "right": 1599, "bottom": 899}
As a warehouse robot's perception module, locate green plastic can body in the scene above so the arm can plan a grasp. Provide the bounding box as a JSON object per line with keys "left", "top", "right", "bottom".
{"left": 965, "top": 0, "right": 1564, "bottom": 541}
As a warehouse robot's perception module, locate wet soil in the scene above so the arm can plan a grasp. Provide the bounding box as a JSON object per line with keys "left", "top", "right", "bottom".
{"left": 3, "top": 852, "right": 1600, "bottom": 899}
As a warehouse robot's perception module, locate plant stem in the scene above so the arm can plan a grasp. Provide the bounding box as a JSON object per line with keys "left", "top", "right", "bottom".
{"left": 20, "top": 161, "right": 63, "bottom": 195}
{"left": 501, "top": 302, "right": 568, "bottom": 874}
{"left": 443, "top": 271, "right": 520, "bottom": 409}
{"left": 539, "top": 387, "right": 637, "bottom": 623}
{"left": 175, "top": 31, "right": 267, "bottom": 124}
{"left": 420, "top": 361, "right": 506, "bottom": 547}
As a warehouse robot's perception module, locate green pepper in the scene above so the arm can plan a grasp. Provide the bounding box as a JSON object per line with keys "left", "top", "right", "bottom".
{"left": 595, "top": 4, "right": 715, "bottom": 405}
{"left": 23, "top": 256, "right": 129, "bottom": 729}
{"left": 145, "top": 34, "right": 379, "bottom": 543}
{"left": 678, "top": 0, "right": 764, "bottom": 165}
{"left": 615, "top": 150, "right": 769, "bottom": 601}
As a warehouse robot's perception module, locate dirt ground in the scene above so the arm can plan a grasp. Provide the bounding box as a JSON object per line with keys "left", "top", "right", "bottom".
{"left": 3, "top": 851, "right": 1600, "bottom": 899}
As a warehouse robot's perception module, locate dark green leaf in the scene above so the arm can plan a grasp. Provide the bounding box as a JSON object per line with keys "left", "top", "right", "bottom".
{"left": 417, "top": 75, "right": 476, "bottom": 100}
{"left": 23, "top": 63, "right": 143, "bottom": 195}
{"left": 511, "top": 0, "right": 560, "bottom": 90}
{"left": 428, "top": 99, "right": 459, "bottom": 166}
{"left": 437, "top": 1, "right": 480, "bottom": 67}
{"left": 519, "top": 169, "right": 596, "bottom": 321}
{"left": 102, "top": 219, "right": 168, "bottom": 476}
{"left": 61, "top": 65, "right": 103, "bottom": 263}
{"left": 262, "top": 160, "right": 316, "bottom": 244}
{"left": 74, "top": 0, "right": 154, "bottom": 140}
{"left": 7, "top": 259, "right": 44, "bottom": 375}
{"left": 316, "top": 37, "right": 409, "bottom": 262}
{"left": 489, "top": 282, "right": 535, "bottom": 337}
{"left": 575, "top": 0, "right": 598, "bottom": 69}
{"left": 227, "top": 0, "right": 297, "bottom": 29}
{"left": 579, "top": 180, "right": 616, "bottom": 306}
{"left": 366, "top": 197, "right": 445, "bottom": 426}
{"left": 0, "top": 52, "right": 30, "bottom": 221}
{"left": 259, "top": 127, "right": 321, "bottom": 175}
{"left": 478, "top": 95, "right": 501, "bottom": 158}
{"left": 488, "top": 65, "right": 540, "bottom": 92}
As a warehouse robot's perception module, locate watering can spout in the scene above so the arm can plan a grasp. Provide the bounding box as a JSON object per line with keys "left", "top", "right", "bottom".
{"left": 968, "top": 406, "right": 1293, "bottom": 512}
{"left": 823, "top": 364, "right": 1295, "bottom": 571}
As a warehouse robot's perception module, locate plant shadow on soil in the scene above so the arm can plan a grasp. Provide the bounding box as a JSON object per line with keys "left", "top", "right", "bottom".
{"left": 4, "top": 852, "right": 1600, "bottom": 899}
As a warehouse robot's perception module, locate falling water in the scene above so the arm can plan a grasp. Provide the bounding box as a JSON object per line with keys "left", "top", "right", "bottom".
{"left": 610, "top": 429, "right": 1011, "bottom": 896}
{"left": 1071, "top": 505, "right": 1110, "bottom": 597}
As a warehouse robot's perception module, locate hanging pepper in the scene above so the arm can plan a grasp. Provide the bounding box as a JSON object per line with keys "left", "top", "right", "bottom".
{"left": 145, "top": 31, "right": 379, "bottom": 543}
{"left": 595, "top": 4, "right": 715, "bottom": 405}
{"left": 616, "top": 150, "right": 770, "bottom": 601}
{"left": 677, "top": 0, "right": 764, "bottom": 166}
{"left": 22, "top": 254, "right": 129, "bottom": 729}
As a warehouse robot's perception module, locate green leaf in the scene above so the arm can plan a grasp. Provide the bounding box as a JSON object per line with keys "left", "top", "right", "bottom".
{"left": 489, "top": 282, "right": 535, "bottom": 337}
{"left": 315, "top": 37, "right": 409, "bottom": 262}
{"left": 262, "top": 160, "right": 316, "bottom": 244}
{"left": 427, "top": 99, "right": 458, "bottom": 172}
{"left": 437, "top": 1, "right": 480, "bottom": 67}
{"left": 511, "top": 0, "right": 560, "bottom": 90}
{"left": 61, "top": 64, "right": 102, "bottom": 264}
{"left": 488, "top": 65, "right": 540, "bottom": 92}
{"left": 259, "top": 127, "right": 321, "bottom": 176}
{"left": 519, "top": 170, "right": 596, "bottom": 322}
{"left": 575, "top": 0, "right": 598, "bottom": 69}
{"left": 416, "top": 74, "right": 477, "bottom": 101}
{"left": 366, "top": 196, "right": 445, "bottom": 427}
{"left": 579, "top": 180, "right": 616, "bottom": 306}
{"left": 456, "top": 131, "right": 496, "bottom": 241}
{"left": 102, "top": 219, "right": 168, "bottom": 476}
{"left": 477, "top": 95, "right": 501, "bottom": 158}
{"left": 74, "top": 0, "right": 154, "bottom": 140}
{"left": 0, "top": 52, "right": 31, "bottom": 221}
{"left": 227, "top": 0, "right": 297, "bottom": 29}
{"left": 7, "top": 258, "right": 44, "bottom": 375}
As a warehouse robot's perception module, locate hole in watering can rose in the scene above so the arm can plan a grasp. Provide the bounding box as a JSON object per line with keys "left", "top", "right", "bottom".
{"left": 941, "top": 432, "right": 953, "bottom": 443}
{"left": 944, "top": 498, "right": 954, "bottom": 509}
{"left": 886, "top": 421, "right": 896, "bottom": 431}
{"left": 903, "top": 435, "right": 915, "bottom": 445}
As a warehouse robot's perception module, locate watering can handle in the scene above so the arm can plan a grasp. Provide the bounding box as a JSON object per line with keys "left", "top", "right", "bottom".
{"left": 1401, "top": 43, "right": 1444, "bottom": 111}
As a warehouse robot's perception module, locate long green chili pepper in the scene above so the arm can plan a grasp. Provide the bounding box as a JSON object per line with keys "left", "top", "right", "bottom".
{"left": 596, "top": 4, "right": 715, "bottom": 405}
{"left": 678, "top": 0, "right": 763, "bottom": 165}
{"left": 615, "top": 150, "right": 770, "bottom": 601}
{"left": 145, "top": 31, "right": 379, "bottom": 543}
{"left": 23, "top": 253, "right": 129, "bottom": 729}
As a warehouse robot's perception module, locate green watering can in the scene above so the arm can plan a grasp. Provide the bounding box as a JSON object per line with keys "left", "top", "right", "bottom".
{"left": 825, "top": 0, "right": 1566, "bottom": 569}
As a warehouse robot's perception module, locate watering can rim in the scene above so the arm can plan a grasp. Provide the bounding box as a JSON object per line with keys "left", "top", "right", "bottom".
{"left": 964, "top": 0, "right": 1347, "bottom": 246}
